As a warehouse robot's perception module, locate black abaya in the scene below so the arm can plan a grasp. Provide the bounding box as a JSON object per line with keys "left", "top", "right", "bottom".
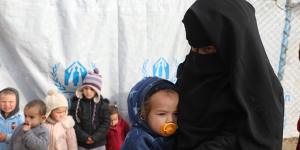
{"left": 176, "top": 0, "right": 284, "bottom": 149}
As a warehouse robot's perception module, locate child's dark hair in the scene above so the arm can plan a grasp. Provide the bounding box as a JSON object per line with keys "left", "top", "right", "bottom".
{"left": 109, "top": 103, "right": 119, "bottom": 115}
{"left": 25, "top": 99, "right": 47, "bottom": 115}
{"left": 0, "top": 87, "right": 18, "bottom": 98}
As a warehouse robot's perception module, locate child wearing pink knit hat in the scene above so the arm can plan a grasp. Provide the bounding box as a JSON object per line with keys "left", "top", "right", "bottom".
{"left": 70, "top": 68, "right": 110, "bottom": 150}
{"left": 44, "top": 88, "right": 77, "bottom": 150}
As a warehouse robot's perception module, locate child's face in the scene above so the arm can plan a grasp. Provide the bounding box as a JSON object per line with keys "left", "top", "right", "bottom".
{"left": 82, "top": 87, "right": 97, "bottom": 99}
{"left": 24, "top": 106, "right": 46, "bottom": 128}
{"left": 110, "top": 113, "right": 119, "bottom": 126}
{"left": 50, "top": 107, "right": 67, "bottom": 122}
{"left": 0, "top": 94, "right": 17, "bottom": 115}
{"left": 146, "top": 90, "right": 179, "bottom": 136}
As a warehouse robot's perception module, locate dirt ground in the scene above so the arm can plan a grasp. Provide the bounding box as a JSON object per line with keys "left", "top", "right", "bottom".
{"left": 283, "top": 138, "right": 298, "bottom": 150}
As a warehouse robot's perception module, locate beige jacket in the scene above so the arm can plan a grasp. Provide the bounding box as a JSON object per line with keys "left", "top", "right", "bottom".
{"left": 45, "top": 116, "right": 78, "bottom": 150}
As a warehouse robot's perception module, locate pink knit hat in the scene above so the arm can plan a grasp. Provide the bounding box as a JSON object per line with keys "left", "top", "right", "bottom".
{"left": 75, "top": 68, "right": 102, "bottom": 103}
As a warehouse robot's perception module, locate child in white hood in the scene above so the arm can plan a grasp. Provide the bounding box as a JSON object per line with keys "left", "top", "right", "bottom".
{"left": 44, "top": 88, "right": 77, "bottom": 150}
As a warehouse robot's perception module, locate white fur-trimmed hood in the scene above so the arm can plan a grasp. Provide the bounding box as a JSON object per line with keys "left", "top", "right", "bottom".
{"left": 46, "top": 115, "right": 75, "bottom": 129}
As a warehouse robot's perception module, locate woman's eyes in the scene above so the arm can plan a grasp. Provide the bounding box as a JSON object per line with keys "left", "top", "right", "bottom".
{"left": 156, "top": 112, "right": 178, "bottom": 116}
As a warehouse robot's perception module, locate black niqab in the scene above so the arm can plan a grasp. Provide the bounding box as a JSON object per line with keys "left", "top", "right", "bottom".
{"left": 176, "top": 0, "right": 284, "bottom": 149}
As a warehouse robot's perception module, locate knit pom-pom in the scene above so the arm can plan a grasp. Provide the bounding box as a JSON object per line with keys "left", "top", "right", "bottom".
{"left": 93, "top": 68, "right": 99, "bottom": 74}
{"left": 47, "top": 88, "right": 58, "bottom": 96}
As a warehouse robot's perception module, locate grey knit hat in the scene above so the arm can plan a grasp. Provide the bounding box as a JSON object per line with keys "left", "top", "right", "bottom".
{"left": 75, "top": 68, "right": 102, "bottom": 103}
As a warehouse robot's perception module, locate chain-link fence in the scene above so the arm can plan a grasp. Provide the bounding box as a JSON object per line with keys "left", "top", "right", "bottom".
{"left": 248, "top": 0, "right": 300, "bottom": 138}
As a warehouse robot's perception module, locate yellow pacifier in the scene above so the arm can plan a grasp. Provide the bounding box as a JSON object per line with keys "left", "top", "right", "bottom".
{"left": 160, "top": 122, "right": 177, "bottom": 136}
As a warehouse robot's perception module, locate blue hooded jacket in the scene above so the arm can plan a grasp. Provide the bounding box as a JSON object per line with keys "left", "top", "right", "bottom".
{"left": 0, "top": 88, "right": 24, "bottom": 150}
{"left": 121, "top": 77, "right": 178, "bottom": 150}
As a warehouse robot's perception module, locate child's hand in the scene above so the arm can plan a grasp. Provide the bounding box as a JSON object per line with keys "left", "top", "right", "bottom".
{"left": 0, "top": 132, "right": 6, "bottom": 141}
{"left": 22, "top": 122, "right": 31, "bottom": 132}
{"left": 86, "top": 136, "right": 94, "bottom": 144}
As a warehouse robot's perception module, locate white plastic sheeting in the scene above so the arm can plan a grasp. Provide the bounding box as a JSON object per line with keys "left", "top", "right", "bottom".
{"left": 0, "top": 0, "right": 194, "bottom": 118}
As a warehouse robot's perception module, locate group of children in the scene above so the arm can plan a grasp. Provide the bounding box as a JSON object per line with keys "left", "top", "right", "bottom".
{"left": 0, "top": 68, "right": 178, "bottom": 150}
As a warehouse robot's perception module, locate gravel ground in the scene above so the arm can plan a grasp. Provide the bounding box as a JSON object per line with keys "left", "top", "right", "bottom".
{"left": 283, "top": 138, "right": 298, "bottom": 150}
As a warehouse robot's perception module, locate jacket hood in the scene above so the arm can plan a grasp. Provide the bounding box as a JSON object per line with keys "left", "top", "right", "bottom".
{"left": 127, "top": 77, "right": 178, "bottom": 136}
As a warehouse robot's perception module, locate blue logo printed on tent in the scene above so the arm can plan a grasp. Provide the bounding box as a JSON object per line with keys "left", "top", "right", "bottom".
{"left": 153, "top": 58, "right": 169, "bottom": 79}
{"left": 64, "top": 61, "right": 87, "bottom": 86}
{"left": 51, "top": 61, "right": 88, "bottom": 93}
{"left": 143, "top": 57, "right": 178, "bottom": 82}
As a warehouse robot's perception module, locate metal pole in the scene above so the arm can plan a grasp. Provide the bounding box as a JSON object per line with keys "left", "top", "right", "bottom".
{"left": 277, "top": 0, "right": 292, "bottom": 81}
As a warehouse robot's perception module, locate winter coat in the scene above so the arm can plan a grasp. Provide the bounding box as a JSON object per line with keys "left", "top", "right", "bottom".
{"left": 69, "top": 96, "right": 110, "bottom": 149}
{"left": 0, "top": 111, "right": 24, "bottom": 150}
{"left": 121, "top": 128, "right": 175, "bottom": 150}
{"left": 106, "top": 118, "right": 129, "bottom": 150}
{"left": 44, "top": 116, "right": 77, "bottom": 150}
{"left": 121, "top": 77, "right": 178, "bottom": 150}
{"left": 0, "top": 87, "right": 24, "bottom": 150}
{"left": 8, "top": 124, "right": 49, "bottom": 150}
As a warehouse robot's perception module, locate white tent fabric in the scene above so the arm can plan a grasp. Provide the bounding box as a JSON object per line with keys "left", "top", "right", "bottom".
{"left": 0, "top": 0, "right": 297, "bottom": 138}
{"left": 0, "top": 0, "right": 194, "bottom": 117}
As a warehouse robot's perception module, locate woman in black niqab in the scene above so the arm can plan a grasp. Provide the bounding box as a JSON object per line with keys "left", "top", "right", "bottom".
{"left": 176, "top": 0, "right": 284, "bottom": 149}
